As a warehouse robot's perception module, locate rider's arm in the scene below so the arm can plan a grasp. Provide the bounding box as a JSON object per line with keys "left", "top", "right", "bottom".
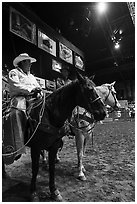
{"left": 8, "top": 69, "right": 40, "bottom": 96}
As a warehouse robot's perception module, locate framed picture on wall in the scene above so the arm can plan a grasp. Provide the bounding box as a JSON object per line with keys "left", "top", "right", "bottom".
{"left": 52, "top": 59, "right": 62, "bottom": 73}
{"left": 74, "top": 53, "right": 85, "bottom": 71}
{"left": 38, "top": 29, "right": 56, "bottom": 57}
{"left": 59, "top": 42, "right": 73, "bottom": 64}
{"left": 9, "top": 7, "right": 36, "bottom": 44}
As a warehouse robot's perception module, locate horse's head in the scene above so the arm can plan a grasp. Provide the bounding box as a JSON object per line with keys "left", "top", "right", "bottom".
{"left": 76, "top": 72, "right": 106, "bottom": 121}
{"left": 98, "top": 82, "right": 121, "bottom": 110}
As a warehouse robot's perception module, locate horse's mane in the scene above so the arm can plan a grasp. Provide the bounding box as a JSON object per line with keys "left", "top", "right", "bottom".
{"left": 43, "top": 79, "right": 78, "bottom": 108}
{"left": 102, "top": 83, "right": 111, "bottom": 87}
{"left": 100, "top": 83, "right": 116, "bottom": 93}
{"left": 43, "top": 76, "right": 97, "bottom": 110}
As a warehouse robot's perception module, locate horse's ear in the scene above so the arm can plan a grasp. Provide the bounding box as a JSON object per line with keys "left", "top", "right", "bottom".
{"left": 89, "top": 75, "right": 95, "bottom": 80}
{"left": 111, "top": 81, "right": 116, "bottom": 87}
{"left": 75, "top": 70, "right": 85, "bottom": 84}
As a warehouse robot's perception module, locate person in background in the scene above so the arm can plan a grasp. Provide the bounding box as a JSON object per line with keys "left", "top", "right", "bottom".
{"left": 56, "top": 66, "right": 72, "bottom": 88}
{"left": 8, "top": 53, "right": 42, "bottom": 159}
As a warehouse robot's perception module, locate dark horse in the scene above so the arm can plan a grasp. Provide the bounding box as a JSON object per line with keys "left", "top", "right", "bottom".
{"left": 19, "top": 73, "right": 106, "bottom": 201}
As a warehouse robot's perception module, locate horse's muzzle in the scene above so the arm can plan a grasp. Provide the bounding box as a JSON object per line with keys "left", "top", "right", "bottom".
{"left": 93, "top": 110, "right": 106, "bottom": 121}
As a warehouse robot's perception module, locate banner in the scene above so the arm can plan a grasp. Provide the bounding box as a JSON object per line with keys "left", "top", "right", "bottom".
{"left": 59, "top": 42, "right": 73, "bottom": 64}
{"left": 74, "top": 53, "right": 84, "bottom": 71}
{"left": 52, "top": 59, "right": 62, "bottom": 73}
{"left": 38, "top": 29, "right": 56, "bottom": 57}
{"left": 10, "top": 7, "right": 36, "bottom": 44}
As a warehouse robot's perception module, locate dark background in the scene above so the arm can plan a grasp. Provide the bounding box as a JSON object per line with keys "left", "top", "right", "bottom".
{"left": 2, "top": 2, "right": 135, "bottom": 84}
{"left": 22, "top": 2, "right": 135, "bottom": 83}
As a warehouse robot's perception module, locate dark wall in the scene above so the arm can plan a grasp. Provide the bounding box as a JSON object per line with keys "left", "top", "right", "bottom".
{"left": 2, "top": 2, "right": 84, "bottom": 81}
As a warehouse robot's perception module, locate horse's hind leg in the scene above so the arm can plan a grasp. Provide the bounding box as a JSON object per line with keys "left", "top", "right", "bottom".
{"left": 30, "top": 146, "right": 40, "bottom": 201}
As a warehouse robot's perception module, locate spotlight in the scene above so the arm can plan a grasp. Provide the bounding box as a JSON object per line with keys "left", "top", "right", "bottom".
{"left": 114, "top": 42, "right": 120, "bottom": 49}
{"left": 119, "top": 29, "right": 123, "bottom": 34}
{"left": 96, "top": 2, "right": 107, "bottom": 14}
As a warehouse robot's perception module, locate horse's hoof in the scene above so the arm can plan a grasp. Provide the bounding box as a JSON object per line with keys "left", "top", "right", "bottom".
{"left": 82, "top": 167, "right": 86, "bottom": 173}
{"left": 55, "top": 158, "right": 61, "bottom": 164}
{"left": 30, "top": 192, "right": 40, "bottom": 202}
{"left": 78, "top": 175, "right": 87, "bottom": 181}
{"left": 50, "top": 189, "right": 64, "bottom": 202}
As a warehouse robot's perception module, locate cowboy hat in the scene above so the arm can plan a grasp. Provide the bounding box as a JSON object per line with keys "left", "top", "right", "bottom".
{"left": 13, "top": 53, "right": 36, "bottom": 67}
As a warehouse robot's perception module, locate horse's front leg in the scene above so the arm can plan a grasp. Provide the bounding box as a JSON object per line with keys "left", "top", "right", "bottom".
{"left": 48, "top": 140, "right": 64, "bottom": 201}
{"left": 30, "top": 146, "right": 40, "bottom": 202}
{"left": 75, "top": 131, "right": 86, "bottom": 181}
{"left": 83, "top": 131, "right": 93, "bottom": 156}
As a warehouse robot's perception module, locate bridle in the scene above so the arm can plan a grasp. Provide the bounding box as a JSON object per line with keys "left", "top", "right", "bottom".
{"left": 104, "top": 86, "right": 118, "bottom": 110}
{"left": 91, "top": 95, "right": 102, "bottom": 104}
{"left": 80, "top": 81, "right": 104, "bottom": 116}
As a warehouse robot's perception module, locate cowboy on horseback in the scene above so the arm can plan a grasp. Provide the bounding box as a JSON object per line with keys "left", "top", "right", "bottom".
{"left": 6, "top": 53, "right": 69, "bottom": 160}
{"left": 7, "top": 53, "right": 43, "bottom": 159}
{"left": 9, "top": 53, "right": 42, "bottom": 99}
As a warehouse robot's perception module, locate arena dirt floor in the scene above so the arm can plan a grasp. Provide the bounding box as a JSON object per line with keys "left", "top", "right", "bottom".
{"left": 2, "top": 120, "right": 135, "bottom": 202}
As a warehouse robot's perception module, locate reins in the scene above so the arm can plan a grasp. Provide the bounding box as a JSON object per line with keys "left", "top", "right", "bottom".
{"left": 91, "top": 96, "right": 101, "bottom": 104}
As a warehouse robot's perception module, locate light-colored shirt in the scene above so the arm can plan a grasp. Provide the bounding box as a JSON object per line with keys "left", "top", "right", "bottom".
{"left": 8, "top": 67, "right": 40, "bottom": 97}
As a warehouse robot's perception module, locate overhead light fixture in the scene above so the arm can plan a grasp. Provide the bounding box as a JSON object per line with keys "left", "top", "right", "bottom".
{"left": 114, "top": 62, "right": 118, "bottom": 67}
{"left": 114, "top": 42, "right": 120, "bottom": 49}
{"left": 96, "top": 2, "right": 107, "bottom": 14}
{"left": 119, "top": 29, "right": 123, "bottom": 34}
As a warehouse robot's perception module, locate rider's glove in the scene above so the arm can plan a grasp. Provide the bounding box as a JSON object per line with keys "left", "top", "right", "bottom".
{"left": 31, "top": 87, "right": 42, "bottom": 98}
{"left": 31, "top": 87, "right": 42, "bottom": 93}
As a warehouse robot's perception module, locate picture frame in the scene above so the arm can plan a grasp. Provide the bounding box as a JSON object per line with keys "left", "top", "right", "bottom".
{"left": 38, "top": 29, "right": 56, "bottom": 57}
{"left": 9, "top": 7, "right": 36, "bottom": 45}
{"left": 59, "top": 42, "right": 73, "bottom": 64}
